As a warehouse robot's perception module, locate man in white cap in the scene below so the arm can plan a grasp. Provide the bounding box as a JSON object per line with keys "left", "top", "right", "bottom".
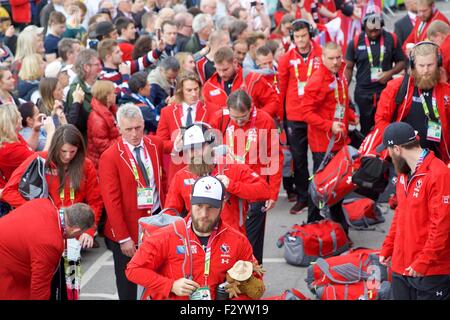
{"left": 126, "top": 175, "right": 256, "bottom": 300}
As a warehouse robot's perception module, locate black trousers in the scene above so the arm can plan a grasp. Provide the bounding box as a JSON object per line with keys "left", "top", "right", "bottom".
{"left": 105, "top": 237, "right": 137, "bottom": 300}
{"left": 286, "top": 121, "right": 309, "bottom": 203}
{"left": 50, "top": 257, "right": 68, "bottom": 300}
{"left": 354, "top": 89, "right": 381, "bottom": 136}
{"left": 245, "top": 201, "right": 267, "bottom": 265}
{"left": 392, "top": 272, "right": 450, "bottom": 300}
{"left": 307, "top": 152, "right": 349, "bottom": 234}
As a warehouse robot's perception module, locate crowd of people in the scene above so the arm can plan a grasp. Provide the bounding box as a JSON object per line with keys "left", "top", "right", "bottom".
{"left": 0, "top": 0, "right": 449, "bottom": 301}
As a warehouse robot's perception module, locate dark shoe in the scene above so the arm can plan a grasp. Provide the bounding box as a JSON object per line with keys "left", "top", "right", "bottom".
{"left": 92, "top": 238, "right": 100, "bottom": 249}
{"left": 289, "top": 201, "right": 307, "bottom": 214}
{"left": 287, "top": 192, "right": 297, "bottom": 202}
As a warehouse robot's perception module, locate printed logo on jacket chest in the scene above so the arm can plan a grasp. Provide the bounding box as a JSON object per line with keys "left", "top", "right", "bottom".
{"left": 412, "top": 179, "right": 423, "bottom": 198}
{"left": 220, "top": 243, "right": 231, "bottom": 264}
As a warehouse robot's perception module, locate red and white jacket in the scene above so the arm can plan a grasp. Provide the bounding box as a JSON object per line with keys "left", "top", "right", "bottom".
{"left": 202, "top": 66, "right": 280, "bottom": 117}
{"left": 165, "top": 163, "right": 270, "bottom": 234}
{"left": 125, "top": 218, "right": 254, "bottom": 300}
{"left": 380, "top": 151, "right": 450, "bottom": 276}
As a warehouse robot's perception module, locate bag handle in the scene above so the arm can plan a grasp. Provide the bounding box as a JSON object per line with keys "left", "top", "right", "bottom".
{"left": 317, "top": 135, "right": 336, "bottom": 172}
{"left": 314, "top": 256, "right": 364, "bottom": 285}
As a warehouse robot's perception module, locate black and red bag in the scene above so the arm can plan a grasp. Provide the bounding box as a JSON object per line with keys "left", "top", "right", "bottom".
{"left": 341, "top": 197, "right": 385, "bottom": 231}
{"left": 305, "top": 247, "right": 391, "bottom": 291}
{"left": 277, "top": 219, "right": 350, "bottom": 267}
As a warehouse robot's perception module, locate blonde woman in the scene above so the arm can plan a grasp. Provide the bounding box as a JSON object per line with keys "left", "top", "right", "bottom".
{"left": 17, "top": 54, "right": 46, "bottom": 104}
{"left": 175, "top": 52, "right": 196, "bottom": 76}
{"left": 0, "top": 104, "right": 54, "bottom": 188}
{"left": 0, "top": 68, "right": 18, "bottom": 106}
{"left": 11, "top": 26, "right": 45, "bottom": 80}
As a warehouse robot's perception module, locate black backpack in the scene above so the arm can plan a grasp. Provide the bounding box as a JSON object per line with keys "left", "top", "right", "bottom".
{"left": 18, "top": 156, "right": 48, "bottom": 201}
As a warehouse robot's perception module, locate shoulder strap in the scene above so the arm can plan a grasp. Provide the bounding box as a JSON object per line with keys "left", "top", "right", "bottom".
{"left": 392, "top": 74, "right": 410, "bottom": 122}
{"left": 353, "top": 32, "right": 361, "bottom": 51}
{"left": 388, "top": 31, "right": 398, "bottom": 48}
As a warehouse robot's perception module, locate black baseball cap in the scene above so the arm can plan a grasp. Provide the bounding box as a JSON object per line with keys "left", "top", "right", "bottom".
{"left": 376, "top": 122, "right": 418, "bottom": 153}
{"left": 89, "top": 21, "right": 115, "bottom": 39}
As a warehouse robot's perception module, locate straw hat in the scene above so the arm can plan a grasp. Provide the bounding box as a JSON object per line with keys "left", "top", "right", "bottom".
{"left": 227, "top": 260, "right": 253, "bottom": 282}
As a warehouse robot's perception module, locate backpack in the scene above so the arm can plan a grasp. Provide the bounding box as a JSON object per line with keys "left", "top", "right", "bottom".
{"left": 315, "top": 280, "right": 392, "bottom": 300}
{"left": 309, "top": 136, "right": 359, "bottom": 212}
{"left": 18, "top": 156, "right": 48, "bottom": 201}
{"left": 305, "top": 247, "right": 390, "bottom": 292}
{"left": 137, "top": 208, "right": 183, "bottom": 300}
{"left": 264, "top": 288, "right": 310, "bottom": 300}
{"left": 341, "top": 197, "right": 385, "bottom": 231}
{"left": 277, "top": 219, "right": 350, "bottom": 267}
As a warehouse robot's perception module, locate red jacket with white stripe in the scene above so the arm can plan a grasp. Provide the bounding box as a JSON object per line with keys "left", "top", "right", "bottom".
{"left": 98, "top": 136, "right": 166, "bottom": 243}
{"left": 165, "top": 164, "right": 270, "bottom": 234}
{"left": 301, "top": 63, "right": 355, "bottom": 152}
{"left": 125, "top": 218, "right": 254, "bottom": 300}
{"left": 374, "top": 76, "right": 450, "bottom": 163}
{"left": 202, "top": 66, "right": 280, "bottom": 117}
{"left": 210, "top": 108, "right": 283, "bottom": 201}
{"left": 380, "top": 151, "right": 450, "bottom": 276}
{"left": 278, "top": 42, "right": 322, "bottom": 122}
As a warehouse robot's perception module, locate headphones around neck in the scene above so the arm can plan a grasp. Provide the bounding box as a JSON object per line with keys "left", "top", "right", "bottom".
{"left": 409, "top": 41, "right": 443, "bottom": 70}
{"left": 290, "top": 19, "right": 314, "bottom": 40}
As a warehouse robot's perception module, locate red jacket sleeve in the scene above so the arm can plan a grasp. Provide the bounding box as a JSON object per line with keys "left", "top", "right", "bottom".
{"left": 88, "top": 114, "right": 116, "bottom": 158}
{"left": 164, "top": 173, "right": 186, "bottom": 214}
{"left": 374, "top": 77, "right": 403, "bottom": 129}
{"left": 250, "top": 74, "right": 280, "bottom": 118}
{"left": 380, "top": 205, "right": 400, "bottom": 259}
{"left": 30, "top": 241, "right": 62, "bottom": 299}
{"left": 98, "top": 150, "right": 130, "bottom": 242}
{"left": 301, "top": 76, "right": 333, "bottom": 133}
{"left": 261, "top": 117, "right": 283, "bottom": 201}
{"left": 1, "top": 153, "right": 38, "bottom": 207}
{"left": 227, "top": 165, "right": 270, "bottom": 201}
{"left": 83, "top": 160, "right": 104, "bottom": 237}
{"left": 277, "top": 52, "right": 290, "bottom": 108}
{"left": 155, "top": 107, "right": 175, "bottom": 154}
{"left": 410, "top": 170, "right": 450, "bottom": 275}
{"left": 125, "top": 229, "right": 175, "bottom": 299}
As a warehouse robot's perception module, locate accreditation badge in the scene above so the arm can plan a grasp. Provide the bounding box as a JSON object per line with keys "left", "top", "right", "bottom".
{"left": 334, "top": 104, "right": 345, "bottom": 120}
{"left": 137, "top": 187, "right": 153, "bottom": 209}
{"left": 427, "top": 120, "right": 441, "bottom": 142}
{"left": 189, "top": 286, "right": 212, "bottom": 300}
{"left": 370, "top": 67, "right": 382, "bottom": 82}
{"left": 297, "top": 82, "right": 306, "bottom": 96}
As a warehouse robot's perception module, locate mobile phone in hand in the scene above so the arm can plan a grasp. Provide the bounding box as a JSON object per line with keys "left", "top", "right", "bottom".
{"left": 156, "top": 28, "right": 161, "bottom": 41}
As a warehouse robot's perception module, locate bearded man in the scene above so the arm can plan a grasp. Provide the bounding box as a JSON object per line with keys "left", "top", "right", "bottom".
{"left": 376, "top": 122, "right": 450, "bottom": 300}
{"left": 375, "top": 41, "right": 450, "bottom": 163}
{"left": 165, "top": 123, "right": 270, "bottom": 235}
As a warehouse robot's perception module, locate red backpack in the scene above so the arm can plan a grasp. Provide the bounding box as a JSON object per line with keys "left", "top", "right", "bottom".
{"left": 315, "top": 281, "right": 392, "bottom": 300}
{"left": 305, "top": 247, "right": 391, "bottom": 291}
{"left": 277, "top": 219, "right": 350, "bottom": 267}
{"left": 264, "top": 288, "right": 310, "bottom": 300}
{"left": 341, "top": 198, "right": 385, "bottom": 231}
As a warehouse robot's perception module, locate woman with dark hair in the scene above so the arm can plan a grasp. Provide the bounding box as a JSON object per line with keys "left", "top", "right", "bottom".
{"left": 38, "top": 77, "right": 67, "bottom": 128}
{"left": 18, "top": 102, "right": 55, "bottom": 151}
{"left": 132, "top": 35, "right": 153, "bottom": 61}
{"left": 2, "top": 124, "right": 103, "bottom": 250}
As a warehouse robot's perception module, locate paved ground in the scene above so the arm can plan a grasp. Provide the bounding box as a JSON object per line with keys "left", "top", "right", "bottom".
{"left": 78, "top": 3, "right": 450, "bottom": 300}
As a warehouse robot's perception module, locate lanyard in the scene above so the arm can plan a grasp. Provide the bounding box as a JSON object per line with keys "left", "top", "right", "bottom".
{"left": 60, "top": 186, "right": 75, "bottom": 204}
{"left": 417, "top": 89, "right": 439, "bottom": 121}
{"left": 131, "top": 93, "right": 155, "bottom": 110}
{"left": 123, "top": 141, "right": 151, "bottom": 188}
{"left": 293, "top": 53, "right": 314, "bottom": 85}
{"left": 417, "top": 21, "right": 426, "bottom": 38}
{"left": 226, "top": 107, "right": 258, "bottom": 162}
{"left": 365, "top": 34, "right": 384, "bottom": 68}
{"left": 333, "top": 76, "right": 347, "bottom": 106}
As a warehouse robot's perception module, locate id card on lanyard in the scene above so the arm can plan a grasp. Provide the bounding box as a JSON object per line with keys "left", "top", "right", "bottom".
{"left": 226, "top": 108, "right": 258, "bottom": 164}
{"left": 124, "top": 144, "right": 153, "bottom": 210}
{"left": 293, "top": 55, "right": 314, "bottom": 96}
{"left": 418, "top": 89, "right": 441, "bottom": 142}
{"left": 189, "top": 220, "right": 219, "bottom": 301}
{"left": 365, "top": 34, "right": 384, "bottom": 82}
{"left": 333, "top": 77, "right": 346, "bottom": 120}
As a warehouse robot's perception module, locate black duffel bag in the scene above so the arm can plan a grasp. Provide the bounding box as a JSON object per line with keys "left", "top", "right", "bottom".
{"left": 352, "top": 156, "right": 389, "bottom": 200}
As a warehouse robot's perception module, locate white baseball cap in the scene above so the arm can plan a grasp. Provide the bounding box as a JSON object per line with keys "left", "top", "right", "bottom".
{"left": 191, "top": 176, "right": 224, "bottom": 209}
{"left": 183, "top": 125, "right": 206, "bottom": 149}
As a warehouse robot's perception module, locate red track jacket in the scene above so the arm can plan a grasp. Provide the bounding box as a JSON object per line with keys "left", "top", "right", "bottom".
{"left": 165, "top": 164, "right": 270, "bottom": 234}
{"left": 441, "top": 34, "right": 450, "bottom": 81}
{"left": 301, "top": 64, "right": 355, "bottom": 152}
{"left": 155, "top": 101, "right": 212, "bottom": 181}
{"left": 125, "top": 218, "right": 254, "bottom": 300}
{"left": 202, "top": 66, "right": 280, "bottom": 117}
{"left": 403, "top": 10, "right": 450, "bottom": 52}
{"left": 0, "top": 135, "right": 34, "bottom": 188}
{"left": 1, "top": 152, "right": 103, "bottom": 238}
{"left": 380, "top": 152, "right": 450, "bottom": 276}
{"left": 278, "top": 43, "right": 322, "bottom": 122}
{"left": 98, "top": 136, "right": 166, "bottom": 243}
{"left": 375, "top": 76, "right": 450, "bottom": 163}
{"left": 0, "top": 199, "right": 63, "bottom": 300}
{"left": 210, "top": 108, "right": 283, "bottom": 201}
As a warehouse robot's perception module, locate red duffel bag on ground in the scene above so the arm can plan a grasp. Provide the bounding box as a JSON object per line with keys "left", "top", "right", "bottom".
{"left": 315, "top": 280, "right": 392, "bottom": 300}
{"left": 277, "top": 219, "right": 350, "bottom": 267}
{"left": 305, "top": 247, "right": 391, "bottom": 291}
{"left": 264, "top": 288, "right": 310, "bottom": 300}
{"left": 341, "top": 197, "right": 385, "bottom": 231}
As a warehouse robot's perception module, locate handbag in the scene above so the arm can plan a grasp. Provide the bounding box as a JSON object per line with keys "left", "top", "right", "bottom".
{"left": 18, "top": 156, "right": 48, "bottom": 200}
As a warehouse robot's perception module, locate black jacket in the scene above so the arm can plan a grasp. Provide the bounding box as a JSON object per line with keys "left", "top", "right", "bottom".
{"left": 394, "top": 14, "right": 414, "bottom": 47}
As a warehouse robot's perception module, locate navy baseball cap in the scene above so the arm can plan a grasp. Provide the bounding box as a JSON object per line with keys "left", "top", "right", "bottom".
{"left": 376, "top": 122, "right": 418, "bottom": 153}
{"left": 191, "top": 176, "right": 224, "bottom": 209}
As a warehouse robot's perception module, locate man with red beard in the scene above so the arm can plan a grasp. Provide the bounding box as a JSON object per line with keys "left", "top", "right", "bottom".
{"left": 210, "top": 90, "right": 283, "bottom": 264}
{"left": 377, "top": 122, "right": 450, "bottom": 300}
{"left": 165, "top": 123, "right": 271, "bottom": 234}
{"left": 403, "top": 0, "right": 449, "bottom": 53}
{"left": 126, "top": 176, "right": 256, "bottom": 300}
{"left": 375, "top": 42, "right": 450, "bottom": 164}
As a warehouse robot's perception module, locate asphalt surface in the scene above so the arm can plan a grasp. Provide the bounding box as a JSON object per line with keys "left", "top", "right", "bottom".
{"left": 78, "top": 3, "right": 450, "bottom": 300}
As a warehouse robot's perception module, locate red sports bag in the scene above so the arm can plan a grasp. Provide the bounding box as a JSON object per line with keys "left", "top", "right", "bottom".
{"left": 264, "top": 288, "right": 310, "bottom": 300}
{"left": 309, "top": 136, "right": 359, "bottom": 211}
{"left": 341, "top": 198, "right": 385, "bottom": 231}
{"left": 277, "top": 219, "right": 350, "bottom": 267}
{"left": 305, "top": 247, "right": 391, "bottom": 291}
{"left": 315, "top": 280, "right": 392, "bottom": 300}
